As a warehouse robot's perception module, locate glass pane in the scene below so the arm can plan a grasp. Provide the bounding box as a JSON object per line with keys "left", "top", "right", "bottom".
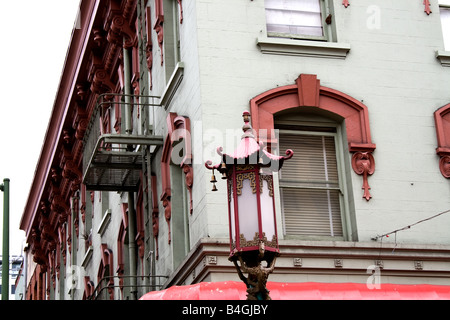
{"left": 237, "top": 178, "right": 259, "bottom": 242}
{"left": 440, "top": 7, "right": 450, "bottom": 51}
{"left": 260, "top": 177, "right": 276, "bottom": 242}
{"left": 265, "top": 0, "right": 323, "bottom": 37}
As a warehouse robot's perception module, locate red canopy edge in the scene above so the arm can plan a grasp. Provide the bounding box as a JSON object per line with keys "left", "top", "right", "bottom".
{"left": 139, "top": 281, "right": 450, "bottom": 300}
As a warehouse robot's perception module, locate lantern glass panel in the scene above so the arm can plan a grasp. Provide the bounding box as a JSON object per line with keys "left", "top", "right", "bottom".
{"left": 260, "top": 176, "right": 276, "bottom": 242}
{"left": 237, "top": 178, "right": 259, "bottom": 242}
{"left": 228, "top": 183, "right": 236, "bottom": 243}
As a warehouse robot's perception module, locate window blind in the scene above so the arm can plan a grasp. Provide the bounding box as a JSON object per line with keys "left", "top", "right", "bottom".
{"left": 265, "top": 0, "right": 324, "bottom": 37}
{"left": 279, "top": 132, "right": 343, "bottom": 237}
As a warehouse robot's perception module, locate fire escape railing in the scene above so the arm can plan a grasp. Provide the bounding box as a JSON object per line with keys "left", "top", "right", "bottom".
{"left": 86, "top": 274, "right": 169, "bottom": 300}
{"left": 82, "top": 93, "right": 163, "bottom": 191}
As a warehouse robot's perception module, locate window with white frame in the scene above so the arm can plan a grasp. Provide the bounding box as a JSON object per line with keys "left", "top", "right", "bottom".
{"left": 276, "top": 116, "right": 354, "bottom": 240}
{"left": 265, "top": 0, "right": 330, "bottom": 41}
{"left": 439, "top": 0, "right": 450, "bottom": 51}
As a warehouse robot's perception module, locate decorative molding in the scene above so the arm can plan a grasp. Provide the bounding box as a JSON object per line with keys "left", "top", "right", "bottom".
{"left": 434, "top": 103, "right": 450, "bottom": 178}
{"left": 439, "top": 156, "right": 450, "bottom": 178}
{"left": 177, "top": 0, "right": 184, "bottom": 23}
{"left": 374, "top": 259, "right": 383, "bottom": 269}
{"left": 351, "top": 152, "right": 375, "bottom": 201}
{"left": 163, "top": 238, "right": 450, "bottom": 290}
{"left": 436, "top": 50, "right": 450, "bottom": 67}
{"left": 293, "top": 258, "right": 303, "bottom": 267}
{"left": 414, "top": 260, "right": 424, "bottom": 270}
{"left": 424, "top": 0, "right": 432, "bottom": 15}
{"left": 250, "top": 74, "right": 376, "bottom": 200}
{"left": 205, "top": 256, "right": 218, "bottom": 265}
{"left": 257, "top": 37, "right": 351, "bottom": 59}
{"left": 98, "top": 244, "right": 114, "bottom": 300}
{"left": 334, "top": 258, "right": 344, "bottom": 268}
{"left": 160, "top": 112, "right": 193, "bottom": 244}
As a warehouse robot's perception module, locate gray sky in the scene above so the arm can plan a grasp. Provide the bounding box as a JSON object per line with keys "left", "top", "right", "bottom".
{"left": 0, "top": 0, "right": 80, "bottom": 256}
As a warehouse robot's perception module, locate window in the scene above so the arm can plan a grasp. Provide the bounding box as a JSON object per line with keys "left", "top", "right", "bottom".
{"left": 170, "top": 164, "right": 190, "bottom": 270}
{"left": 265, "top": 0, "right": 331, "bottom": 41}
{"left": 439, "top": 0, "right": 450, "bottom": 51}
{"left": 163, "top": 0, "right": 181, "bottom": 82}
{"left": 276, "top": 113, "right": 354, "bottom": 240}
{"left": 259, "top": 1, "right": 350, "bottom": 59}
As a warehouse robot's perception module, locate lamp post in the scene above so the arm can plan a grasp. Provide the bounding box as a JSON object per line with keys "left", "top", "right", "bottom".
{"left": 1, "top": 178, "right": 10, "bottom": 300}
{"left": 205, "top": 112, "right": 293, "bottom": 300}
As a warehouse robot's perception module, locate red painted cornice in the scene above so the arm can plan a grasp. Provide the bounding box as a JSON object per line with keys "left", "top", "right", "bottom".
{"left": 20, "top": 0, "right": 100, "bottom": 239}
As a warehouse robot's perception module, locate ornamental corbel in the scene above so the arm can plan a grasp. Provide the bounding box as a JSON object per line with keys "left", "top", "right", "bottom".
{"left": 351, "top": 151, "right": 375, "bottom": 201}
{"left": 424, "top": 0, "right": 432, "bottom": 15}
{"left": 439, "top": 155, "right": 450, "bottom": 178}
{"left": 434, "top": 104, "right": 450, "bottom": 179}
{"left": 108, "top": 15, "right": 137, "bottom": 48}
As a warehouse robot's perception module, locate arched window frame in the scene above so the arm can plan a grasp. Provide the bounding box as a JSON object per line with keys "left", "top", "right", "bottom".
{"left": 250, "top": 74, "right": 376, "bottom": 201}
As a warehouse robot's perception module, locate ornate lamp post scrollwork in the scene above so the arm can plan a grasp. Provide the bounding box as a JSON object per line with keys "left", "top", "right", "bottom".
{"left": 205, "top": 111, "right": 293, "bottom": 300}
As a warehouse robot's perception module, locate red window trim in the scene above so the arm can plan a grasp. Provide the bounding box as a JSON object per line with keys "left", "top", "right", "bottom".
{"left": 160, "top": 112, "right": 193, "bottom": 244}
{"left": 434, "top": 103, "right": 450, "bottom": 178}
{"left": 250, "top": 74, "right": 376, "bottom": 201}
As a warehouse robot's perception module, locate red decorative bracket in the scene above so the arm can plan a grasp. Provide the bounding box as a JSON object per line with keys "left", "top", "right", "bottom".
{"left": 351, "top": 152, "right": 375, "bottom": 201}
{"left": 424, "top": 0, "right": 432, "bottom": 15}
{"left": 160, "top": 113, "right": 193, "bottom": 245}
{"left": 343, "top": 0, "right": 350, "bottom": 8}
{"left": 154, "top": 0, "right": 164, "bottom": 65}
{"left": 177, "top": 0, "right": 184, "bottom": 24}
{"left": 434, "top": 103, "right": 450, "bottom": 178}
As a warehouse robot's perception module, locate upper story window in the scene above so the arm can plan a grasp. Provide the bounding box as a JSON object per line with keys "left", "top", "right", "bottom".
{"left": 265, "top": 0, "right": 331, "bottom": 41}
{"left": 439, "top": 0, "right": 450, "bottom": 51}
{"left": 277, "top": 119, "right": 349, "bottom": 240}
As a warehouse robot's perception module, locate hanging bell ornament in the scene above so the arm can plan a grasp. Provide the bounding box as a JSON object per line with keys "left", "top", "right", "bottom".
{"left": 221, "top": 162, "right": 227, "bottom": 179}
{"left": 211, "top": 169, "right": 218, "bottom": 191}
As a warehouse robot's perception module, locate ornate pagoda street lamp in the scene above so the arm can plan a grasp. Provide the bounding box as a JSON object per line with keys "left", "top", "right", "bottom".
{"left": 205, "top": 111, "right": 293, "bottom": 300}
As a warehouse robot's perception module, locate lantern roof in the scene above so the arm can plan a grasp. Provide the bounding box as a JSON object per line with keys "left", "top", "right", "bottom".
{"left": 205, "top": 111, "right": 293, "bottom": 173}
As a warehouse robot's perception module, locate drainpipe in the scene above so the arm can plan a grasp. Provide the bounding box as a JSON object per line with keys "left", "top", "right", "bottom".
{"left": 127, "top": 192, "right": 137, "bottom": 300}
{"left": 124, "top": 40, "right": 138, "bottom": 299}
{"left": 1, "top": 178, "right": 10, "bottom": 300}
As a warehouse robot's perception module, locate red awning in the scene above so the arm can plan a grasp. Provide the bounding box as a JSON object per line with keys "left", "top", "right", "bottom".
{"left": 140, "top": 281, "right": 450, "bottom": 300}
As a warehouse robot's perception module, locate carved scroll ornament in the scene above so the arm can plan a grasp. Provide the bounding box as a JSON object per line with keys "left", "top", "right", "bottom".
{"left": 439, "top": 156, "right": 450, "bottom": 178}
{"left": 434, "top": 103, "right": 450, "bottom": 179}
{"left": 351, "top": 152, "right": 375, "bottom": 201}
{"left": 424, "top": 0, "right": 432, "bottom": 15}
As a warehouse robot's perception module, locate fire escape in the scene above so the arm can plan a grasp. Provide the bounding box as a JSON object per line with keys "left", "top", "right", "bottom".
{"left": 82, "top": 93, "right": 163, "bottom": 191}
{"left": 81, "top": 0, "right": 163, "bottom": 299}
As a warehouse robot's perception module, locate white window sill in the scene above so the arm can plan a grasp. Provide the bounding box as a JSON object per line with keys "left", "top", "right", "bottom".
{"left": 257, "top": 37, "right": 351, "bottom": 59}
{"left": 161, "top": 62, "right": 185, "bottom": 110}
{"left": 97, "top": 209, "right": 111, "bottom": 236}
{"left": 436, "top": 50, "right": 450, "bottom": 67}
{"left": 81, "top": 246, "right": 93, "bottom": 268}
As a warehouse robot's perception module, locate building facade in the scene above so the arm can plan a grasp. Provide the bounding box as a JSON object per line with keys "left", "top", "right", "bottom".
{"left": 0, "top": 255, "right": 24, "bottom": 300}
{"left": 20, "top": 0, "right": 450, "bottom": 300}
